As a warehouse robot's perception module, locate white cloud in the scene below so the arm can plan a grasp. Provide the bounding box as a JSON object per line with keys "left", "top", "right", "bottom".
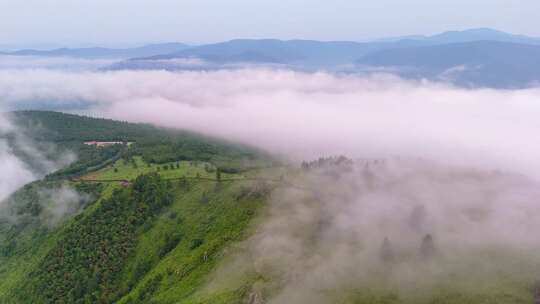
{"left": 0, "top": 114, "right": 35, "bottom": 202}
{"left": 2, "top": 68, "right": 540, "bottom": 177}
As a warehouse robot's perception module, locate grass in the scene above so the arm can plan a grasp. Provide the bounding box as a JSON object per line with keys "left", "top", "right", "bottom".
{"left": 115, "top": 179, "right": 266, "bottom": 303}
{"left": 71, "top": 155, "right": 267, "bottom": 303}
{"left": 81, "top": 156, "right": 242, "bottom": 181}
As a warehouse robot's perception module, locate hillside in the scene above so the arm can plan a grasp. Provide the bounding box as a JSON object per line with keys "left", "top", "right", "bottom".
{"left": 108, "top": 39, "right": 435, "bottom": 70}
{"left": 108, "top": 37, "right": 540, "bottom": 88}
{"left": 105, "top": 29, "right": 540, "bottom": 88}
{"left": 356, "top": 40, "right": 540, "bottom": 88}
{"left": 0, "top": 165, "right": 270, "bottom": 303}
{"left": 6, "top": 111, "right": 267, "bottom": 178}
{"left": 2, "top": 112, "right": 540, "bottom": 303}
{"left": 0, "top": 111, "right": 274, "bottom": 303}
{"left": 379, "top": 28, "right": 540, "bottom": 45}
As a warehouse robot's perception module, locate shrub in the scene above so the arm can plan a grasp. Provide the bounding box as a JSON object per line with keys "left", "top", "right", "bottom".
{"left": 190, "top": 239, "right": 204, "bottom": 250}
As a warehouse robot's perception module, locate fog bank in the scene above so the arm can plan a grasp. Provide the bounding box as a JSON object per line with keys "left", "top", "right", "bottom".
{"left": 0, "top": 114, "right": 36, "bottom": 201}
{"left": 206, "top": 159, "right": 540, "bottom": 302}
{"left": 2, "top": 69, "right": 540, "bottom": 177}
{"left": 0, "top": 112, "right": 74, "bottom": 202}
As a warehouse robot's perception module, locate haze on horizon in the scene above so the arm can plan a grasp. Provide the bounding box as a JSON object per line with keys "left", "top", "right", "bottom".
{"left": 2, "top": 0, "right": 540, "bottom": 48}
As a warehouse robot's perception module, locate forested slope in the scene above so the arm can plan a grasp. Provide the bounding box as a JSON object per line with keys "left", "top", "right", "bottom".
{"left": 0, "top": 111, "right": 273, "bottom": 303}
{"left": 5, "top": 111, "right": 268, "bottom": 178}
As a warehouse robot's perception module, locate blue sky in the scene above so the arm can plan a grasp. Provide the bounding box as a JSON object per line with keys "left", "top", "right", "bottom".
{"left": 1, "top": 0, "right": 539, "bottom": 47}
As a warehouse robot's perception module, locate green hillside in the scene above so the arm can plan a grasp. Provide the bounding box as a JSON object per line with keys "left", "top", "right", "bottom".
{"left": 6, "top": 111, "right": 269, "bottom": 178}
{"left": 1, "top": 111, "right": 539, "bottom": 303}
{"left": 1, "top": 170, "right": 269, "bottom": 303}
{"left": 0, "top": 111, "right": 274, "bottom": 303}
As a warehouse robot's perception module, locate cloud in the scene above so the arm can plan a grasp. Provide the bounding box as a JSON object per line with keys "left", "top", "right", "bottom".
{"left": 0, "top": 114, "right": 36, "bottom": 202}
{"left": 204, "top": 159, "right": 540, "bottom": 302}
{"left": 0, "top": 141, "right": 35, "bottom": 202}
{"left": 0, "top": 112, "right": 74, "bottom": 203}
{"left": 2, "top": 68, "right": 540, "bottom": 177}
{"left": 38, "top": 184, "right": 91, "bottom": 227}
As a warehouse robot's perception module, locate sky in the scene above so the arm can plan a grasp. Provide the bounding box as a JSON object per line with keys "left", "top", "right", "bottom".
{"left": 1, "top": 0, "right": 540, "bottom": 48}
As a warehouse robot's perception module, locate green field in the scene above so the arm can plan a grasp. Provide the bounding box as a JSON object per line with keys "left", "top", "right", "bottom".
{"left": 81, "top": 156, "right": 243, "bottom": 181}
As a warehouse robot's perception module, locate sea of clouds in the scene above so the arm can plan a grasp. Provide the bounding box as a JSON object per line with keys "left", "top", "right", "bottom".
{"left": 2, "top": 68, "right": 540, "bottom": 175}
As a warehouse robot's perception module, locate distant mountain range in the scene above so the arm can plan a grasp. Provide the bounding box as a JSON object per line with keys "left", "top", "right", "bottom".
{"left": 3, "top": 28, "right": 540, "bottom": 88}
{"left": 0, "top": 42, "right": 189, "bottom": 59}
{"left": 377, "top": 28, "right": 540, "bottom": 45}
{"left": 356, "top": 41, "right": 540, "bottom": 88}
{"left": 126, "top": 39, "right": 434, "bottom": 67}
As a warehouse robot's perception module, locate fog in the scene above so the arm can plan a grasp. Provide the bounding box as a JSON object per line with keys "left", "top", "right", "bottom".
{"left": 0, "top": 111, "right": 74, "bottom": 203}
{"left": 201, "top": 158, "right": 540, "bottom": 302}
{"left": 3, "top": 67, "right": 540, "bottom": 300}
{"left": 0, "top": 114, "right": 36, "bottom": 202}
{"left": 38, "top": 184, "right": 92, "bottom": 227}
{"left": 2, "top": 68, "right": 540, "bottom": 175}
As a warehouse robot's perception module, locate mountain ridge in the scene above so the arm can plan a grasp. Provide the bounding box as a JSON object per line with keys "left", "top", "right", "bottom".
{"left": 0, "top": 42, "right": 190, "bottom": 59}
{"left": 355, "top": 40, "right": 540, "bottom": 88}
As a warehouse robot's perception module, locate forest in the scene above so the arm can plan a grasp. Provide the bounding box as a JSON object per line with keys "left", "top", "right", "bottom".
{"left": 0, "top": 111, "right": 272, "bottom": 303}
{"left": 6, "top": 111, "right": 266, "bottom": 179}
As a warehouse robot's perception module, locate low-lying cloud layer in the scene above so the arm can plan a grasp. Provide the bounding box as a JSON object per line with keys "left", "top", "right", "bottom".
{"left": 2, "top": 68, "right": 540, "bottom": 176}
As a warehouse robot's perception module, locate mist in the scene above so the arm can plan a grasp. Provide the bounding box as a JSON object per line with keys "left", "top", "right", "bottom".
{"left": 0, "top": 111, "right": 74, "bottom": 203}
{"left": 197, "top": 158, "right": 540, "bottom": 302}
{"left": 0, "top": 114, "right": 36, "bottom": 202}
{"left": 2, "top": 68, "right": 540, "bottom": 175}
{"left": 37, "top": 184, "right": 92, "bottom": 227}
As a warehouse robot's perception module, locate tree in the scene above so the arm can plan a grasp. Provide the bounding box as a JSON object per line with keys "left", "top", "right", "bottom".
{"left": 190, "top": 239, "right": 204, "bottom": 250}
{"left": 216, "top": 168, "right": 222, "bottom": 182}
{"left": 420, "top": 234, "right": 435, "bottom": 259}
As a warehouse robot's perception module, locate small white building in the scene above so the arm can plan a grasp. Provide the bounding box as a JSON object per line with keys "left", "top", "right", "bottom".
{"left": 84, "top": 141, "right": 131, "bottom": 147}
